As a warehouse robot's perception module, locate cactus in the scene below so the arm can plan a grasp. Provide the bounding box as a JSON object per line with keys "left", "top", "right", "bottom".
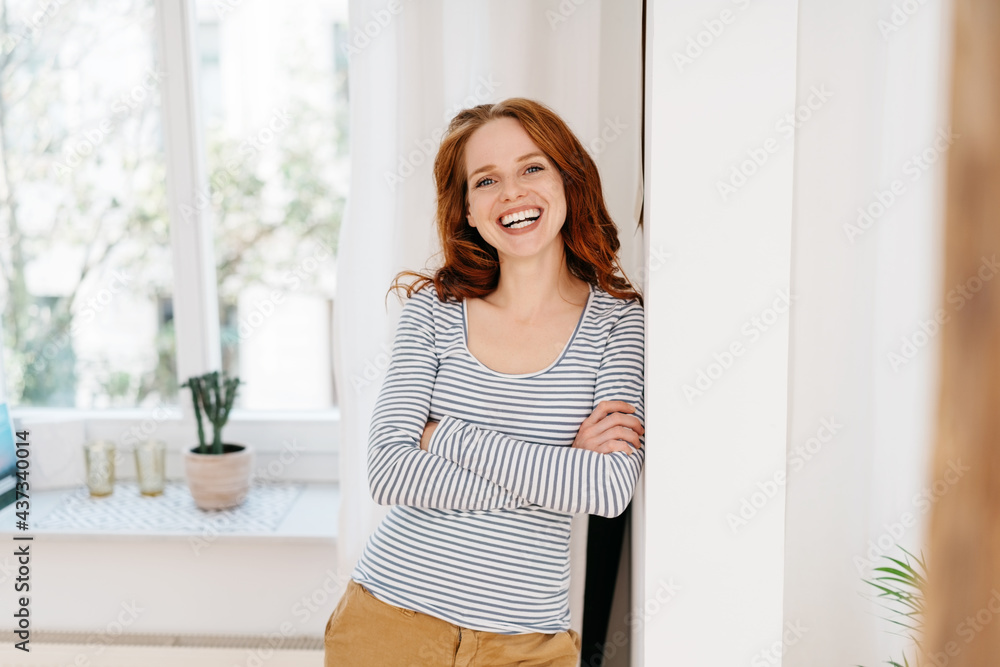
{"left": 181, "top": 371, "right": 242, "bottom": 455}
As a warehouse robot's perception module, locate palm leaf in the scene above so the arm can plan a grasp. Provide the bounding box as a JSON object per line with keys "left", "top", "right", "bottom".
{"left": 857, "top": 546, "right": 927, "bottom": 667}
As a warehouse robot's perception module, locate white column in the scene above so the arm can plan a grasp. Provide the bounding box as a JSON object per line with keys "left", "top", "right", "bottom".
{"left": 636, "top": 0, "right": 799, "bottom": 664}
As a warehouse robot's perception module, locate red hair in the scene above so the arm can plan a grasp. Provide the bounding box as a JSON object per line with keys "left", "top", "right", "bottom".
{"left": 391, "top": 98, "right": 642, "bottom": 305}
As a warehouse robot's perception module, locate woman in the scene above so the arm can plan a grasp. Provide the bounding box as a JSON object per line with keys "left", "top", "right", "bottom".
{"left": 324, "top": 98, "right": 645, "bottom": 666}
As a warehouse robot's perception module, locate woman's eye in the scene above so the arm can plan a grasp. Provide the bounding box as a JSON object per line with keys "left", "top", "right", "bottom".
{"left": 525, "top": 165, "right": 543, "bottom": 174}
{"left": 475, "top": 177, "right": 495, "bottom": 188}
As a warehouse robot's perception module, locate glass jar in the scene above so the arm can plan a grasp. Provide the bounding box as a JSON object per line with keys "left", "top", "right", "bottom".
{"left": 134, "top": 440, "right": 166, "bottom": 496}
{"left": 84, "top": 441, "right": 116, "bottom": 497}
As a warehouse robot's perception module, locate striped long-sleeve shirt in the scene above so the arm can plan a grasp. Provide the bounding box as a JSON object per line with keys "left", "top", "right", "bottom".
{"left": 350, "top": 281, "right": 645, "bottom": 634}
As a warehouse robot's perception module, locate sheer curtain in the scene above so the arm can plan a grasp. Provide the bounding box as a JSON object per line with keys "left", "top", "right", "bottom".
{"left": 784, "top": 1, "right": 953, "bottom": 664}
{"left": 332, "top": 0, "right": 643, "bottom": 639}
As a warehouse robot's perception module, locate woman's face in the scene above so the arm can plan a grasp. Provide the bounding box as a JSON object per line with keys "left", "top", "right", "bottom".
{"left": 463, "top": 117, "right": 568, "bottom": 264}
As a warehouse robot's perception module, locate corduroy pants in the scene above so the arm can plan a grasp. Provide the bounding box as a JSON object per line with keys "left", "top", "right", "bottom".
{"left": 324, "top": 579, "right": 582, "bottom": 666}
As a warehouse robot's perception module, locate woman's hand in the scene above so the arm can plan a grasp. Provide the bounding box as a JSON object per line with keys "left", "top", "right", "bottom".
{"left": 419, "top": 419, "right": 439, "bottom": 451}
{"left": 572, "top": 400, "right": 644, "bottom": 455}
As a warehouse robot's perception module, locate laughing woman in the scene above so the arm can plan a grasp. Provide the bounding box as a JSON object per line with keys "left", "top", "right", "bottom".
{"left": 324, "top": 98, "right": 645, "bottom": 667}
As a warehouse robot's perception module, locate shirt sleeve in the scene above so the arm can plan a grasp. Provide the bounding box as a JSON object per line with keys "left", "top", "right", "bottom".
{"left": 366, "top": 288, "right": 531, "bottom": 510}
{"left": 427, "top": 299, "right": 645, "bottom": 518}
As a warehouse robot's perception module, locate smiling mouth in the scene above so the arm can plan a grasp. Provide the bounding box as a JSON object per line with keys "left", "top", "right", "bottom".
{"left": 499, "top": 208, "right": 542, "bottom": 229}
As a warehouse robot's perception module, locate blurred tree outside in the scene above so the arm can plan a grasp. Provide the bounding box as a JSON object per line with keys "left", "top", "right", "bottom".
{"left": 0, "top": 0, "right": 345, "bottom": 408}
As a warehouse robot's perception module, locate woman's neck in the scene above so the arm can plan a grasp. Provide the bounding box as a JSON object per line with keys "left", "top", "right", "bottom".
{"left": 487, "top": 246, "right": 589, "bottom": 321}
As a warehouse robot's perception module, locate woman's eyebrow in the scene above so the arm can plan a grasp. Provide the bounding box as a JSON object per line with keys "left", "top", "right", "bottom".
{"left": 468, "top": 152, "right": 548, "bottom": 181}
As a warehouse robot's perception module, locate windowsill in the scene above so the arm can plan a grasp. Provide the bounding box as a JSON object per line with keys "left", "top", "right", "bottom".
{"left": 12, "top": 410, "right": 342, "bottom": 482}
{"left": 10, "top": 405, "right": 342, "bottom": 422}
{"left": 0, "top": 481, "right": 339, "bottom": 544}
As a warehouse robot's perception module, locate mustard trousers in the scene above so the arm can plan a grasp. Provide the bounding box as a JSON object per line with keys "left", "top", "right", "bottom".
{"left": 324, "top": 579, "right": 582, "bottom": 666}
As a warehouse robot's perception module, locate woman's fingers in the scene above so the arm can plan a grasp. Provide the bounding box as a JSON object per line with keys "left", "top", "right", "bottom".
{"left": 582, "top": 400, "right": 637, "bottom": 426}
{"left": 574, "top": 421, "right": 644, "bottom": 454}
{"left": 592, "top": 411, "right": 644, "bottom": 437}
{"left": 572, "top": 400, "right": 645, "bottom": 454}
{"left": 586, "top": 426, "right": 641, "bottom": 451}
{"left": 597, "top": 439, "right": 639, "bottom": 456}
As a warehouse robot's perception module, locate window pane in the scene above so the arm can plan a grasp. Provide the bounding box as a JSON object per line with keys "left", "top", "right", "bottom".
{"left": 194, "top": 0, "right": 348, "bottom": 410}
{"left": 0, "top": 0, "right": 176, "bottom": 408}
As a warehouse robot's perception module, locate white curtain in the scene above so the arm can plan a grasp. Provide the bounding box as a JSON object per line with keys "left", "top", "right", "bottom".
{"left": 332, "top": 0, "right": 644, "bottom": 641}
{"left": 785, "top": 1, "right": 952, "bottom": 664}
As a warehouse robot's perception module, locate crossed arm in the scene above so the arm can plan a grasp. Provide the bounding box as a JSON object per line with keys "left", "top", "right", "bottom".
{"left": 366, "top": 291, "right": 645, "bottom": 517}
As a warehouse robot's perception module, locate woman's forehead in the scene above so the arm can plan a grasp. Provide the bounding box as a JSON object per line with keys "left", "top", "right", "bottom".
{"left": 465, "top": 118, "right": 544, "bottom": 167}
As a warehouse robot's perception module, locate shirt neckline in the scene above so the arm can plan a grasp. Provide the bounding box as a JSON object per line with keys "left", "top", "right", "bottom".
{"left": 461, "top": 283, "right": 594, "bottom": 379}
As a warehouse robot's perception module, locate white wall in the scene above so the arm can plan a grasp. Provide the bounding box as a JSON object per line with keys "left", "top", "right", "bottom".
{"left": 639, "top": 0, "right": 798, "bottom": 664}
{"left": 0, "top": 489, "right": 341, "bottom": 640}
{"left": 20, "top": 539, "right": 339, "bottom": 637}
{"left": 639, "top": 0, "right": 951, "bottom": 664}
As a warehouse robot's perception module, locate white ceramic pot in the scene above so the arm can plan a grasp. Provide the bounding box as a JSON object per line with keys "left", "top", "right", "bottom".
{"left": 183, "top": 444, "right": 254, "bottom": 510}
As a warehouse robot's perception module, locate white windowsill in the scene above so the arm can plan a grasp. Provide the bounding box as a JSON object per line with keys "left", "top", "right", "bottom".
{"left": 11, "top": 408, "right": 342, "bottom": 483}
{"left": 10, "top": 406, "right": 342, "bottom": 422}
{"left": 0, "top": 482, "right": 339, "bottom": 545}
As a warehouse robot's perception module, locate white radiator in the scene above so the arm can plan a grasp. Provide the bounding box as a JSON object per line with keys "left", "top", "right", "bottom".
{"left": 0, "top": 631, "right": 323, "bottom": 667}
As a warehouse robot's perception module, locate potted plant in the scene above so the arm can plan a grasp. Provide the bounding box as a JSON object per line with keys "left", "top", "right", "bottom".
{"left": 181, "top": 371, "right": 253, "bottom": 510}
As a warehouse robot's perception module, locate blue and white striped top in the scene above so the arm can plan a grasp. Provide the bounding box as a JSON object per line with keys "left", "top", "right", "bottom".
{"left": 350, "top": 281, "right": 645, "bottom": 634}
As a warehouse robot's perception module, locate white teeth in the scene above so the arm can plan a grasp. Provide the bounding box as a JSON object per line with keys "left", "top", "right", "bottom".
{"left": 506, "top": 217, "right": 537, "bottom": 229}
{"left": 500, "top": 208, "right": 541, "bottom": 226}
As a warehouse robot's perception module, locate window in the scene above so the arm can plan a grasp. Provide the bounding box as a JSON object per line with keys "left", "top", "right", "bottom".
{"left": 192, "top": 0, "right": 349, "bottom": 410}
{"left": 1, "top": 0, "right": 175, "bottom": 408}
{"left": 1, "top": 0, "right": 348, "bottom": 473}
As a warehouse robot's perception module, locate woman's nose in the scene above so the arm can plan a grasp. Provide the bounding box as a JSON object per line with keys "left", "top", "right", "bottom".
{"left": 499, "top": 176, "right": 526, "bottom": 201}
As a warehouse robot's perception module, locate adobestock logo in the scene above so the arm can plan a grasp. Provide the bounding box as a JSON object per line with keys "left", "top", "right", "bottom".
{"left": 119, "top": 402, "right": 174, "bottom": 448}
{"left": 581, "top": 578, "right": 681, "bottom": 666}
{"left": 887, "top": 254, "right": 999, "bottom": 372}
{"left": 672, "top": 0, "right": 757, "bottom": 73}
{"left": 750, "top": 620, "right": 808, "bottom": 667}
{"left": 384, "top": 75, "right": 502, "bottom": 192}
{"left": 349, "top": 341, "right": 394, "bottom": 394}
{"left": 587, "top": 117, "right": 628, "bottom": 157}
{"left": 180, "top": 108, "right": 294, "bottom": 224}
{"left": 853, "top": 458, "right": 969, "bottom": 574}
{"left": 925, "top": 588, "right": 1000, "bottom": 667}
{"left": 546, "top": 0, "right": 588, "bottom": 31}
{"left": 674, "top": 6, "right": 737, "bottom": 73}
{"left": 440, "top": 75, "right": 503, "bottom": 123}
{"left": 2, "top": 0, "right": 71, "bottom": 55}
{"left": 339, "top": 0, "right": 408, "bottom": 58}
{"left": 843, "top": 125, "right": 959, "bottom": 244}
{"left": 682, "top": 289, "right": 794, "bottom": 403}
{"left": 727, "top": 417, "right": 843, "bottom": 534}
{"left": 29, "top": 270, "right": 132, "bottom": 375}
{"left": 716, "top": 84, "right": 833, "bottom": 202}
{"left": 878, "top": 0, "right": 932, "bottom": 41}
{"left": 53, "top": 69, "right": 166, "bottom": 177}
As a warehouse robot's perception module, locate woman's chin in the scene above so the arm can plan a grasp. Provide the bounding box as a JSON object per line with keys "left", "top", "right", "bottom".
{"left": 492, "top": 237, "right": 567, "bottom": 264}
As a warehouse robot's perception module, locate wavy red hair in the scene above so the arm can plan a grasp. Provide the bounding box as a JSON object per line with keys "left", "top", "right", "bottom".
{"left": 391, "top": 98, "right": 642, "bottom": 305}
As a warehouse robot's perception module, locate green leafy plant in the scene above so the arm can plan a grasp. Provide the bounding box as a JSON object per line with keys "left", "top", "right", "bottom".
{"left": 181, "top": 371, "right": 243, "bottom": 455}
{"left": 858, "top": 546, "right": 927, "bottom": 667}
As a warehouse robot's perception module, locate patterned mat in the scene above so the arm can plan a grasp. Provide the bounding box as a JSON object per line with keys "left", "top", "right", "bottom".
{"left": 35, "top": 481, "right": 304, "bottom": 533}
